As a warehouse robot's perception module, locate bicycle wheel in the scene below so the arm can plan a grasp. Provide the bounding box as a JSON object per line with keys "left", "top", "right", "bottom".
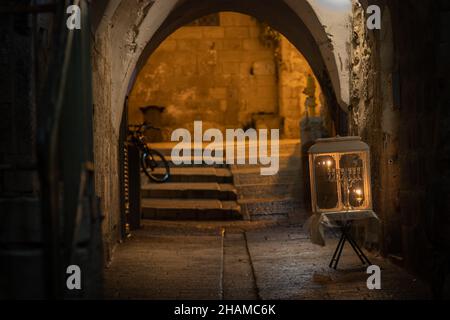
{"left": 141, "top": 149, "right": 170, "bottom": 183}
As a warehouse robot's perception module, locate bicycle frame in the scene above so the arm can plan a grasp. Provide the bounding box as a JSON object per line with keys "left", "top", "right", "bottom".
{"left": 127, "top": 123, "right": 170, "bottom": 183}
{"left": 128, "top": 124, "right": 150, "bottom": 153}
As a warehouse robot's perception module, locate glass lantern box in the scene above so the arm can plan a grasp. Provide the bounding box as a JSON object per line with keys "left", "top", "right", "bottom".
{"left": 308, "top": 136, "right": 373, "bottom": 215}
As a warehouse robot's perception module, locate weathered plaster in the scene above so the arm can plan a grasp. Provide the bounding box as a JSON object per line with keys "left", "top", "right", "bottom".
{"left": 285, "top": 0, "right": 351, "bottom": 110}
{"left": 349, "top": 0, "right": 373, "bottom": 135}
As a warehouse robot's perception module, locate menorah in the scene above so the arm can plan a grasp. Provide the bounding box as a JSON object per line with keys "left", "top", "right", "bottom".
{"left": 327, "top": 166, "right": 363, "bottom": 209}
{"left": 309, "top": 137, "right": 375, "bottom": 269}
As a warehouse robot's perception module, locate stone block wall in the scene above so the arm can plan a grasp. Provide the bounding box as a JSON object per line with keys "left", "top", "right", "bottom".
{"left": 128, "top": 12, "right": 323, "bottom": 140}
{"left": 278, "top": 37, "right": 325, "bottom": 138}
{"left": 350, "top": 1, "right": 450, "bottom": 291}
{"left": 91, "top": 27, "right": 122, "bottom": 261}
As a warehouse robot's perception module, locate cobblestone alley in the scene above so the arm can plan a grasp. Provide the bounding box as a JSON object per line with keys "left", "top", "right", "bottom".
{"left": 104, "top": 220, "right": 431, "bottom": 300}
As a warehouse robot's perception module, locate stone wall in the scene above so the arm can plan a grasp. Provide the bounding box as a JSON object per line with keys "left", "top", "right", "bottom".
{"left": 0, "top": 0, "right": 42, "bottom": 298}
{"left": 91, "top": 24, "right": 122, "bottom": 261}
{"left": 0, "top": 0, "right": 105, "bottom": 298}
{"left": 128, "top": 12, "right": 323, "bottom": 140}
{"left": 387, "top": 0, "right": 448, "bottom": 282}
{"left": 0, "top": 1, "right": 38, "bottom": 196}
{"left": 278, "top": 37, "right": 327, "bottom": 138}
{"left": 350, "top": 1, "right": 450, "bottom": 294}
{"left": 349, "top": 0, "right": 385, "bottom": 251}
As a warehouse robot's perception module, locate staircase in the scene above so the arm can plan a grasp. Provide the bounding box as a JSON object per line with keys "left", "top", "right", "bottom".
{"left": 232, "top": 140, "right": 308, "bottom": 221}
{"left": 140, "top": 140, "right": 307, "bottom": 221}
{"left": 140, "top": 144, "right": 241, "bottom": 220}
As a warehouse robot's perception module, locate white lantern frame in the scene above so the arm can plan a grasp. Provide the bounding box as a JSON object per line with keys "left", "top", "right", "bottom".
{"left": 308, "top": 136, "right": 373, "bottom": 215}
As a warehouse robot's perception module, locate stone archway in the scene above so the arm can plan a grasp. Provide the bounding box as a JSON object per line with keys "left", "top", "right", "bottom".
{"left": 91, "top": 0, "right": 353, "bottom": 250}
{"left": 93, "top": 0, "right": 352, "bottom": 136}
{"left": 129, "top": 0, "right": 350, "bottom": 114}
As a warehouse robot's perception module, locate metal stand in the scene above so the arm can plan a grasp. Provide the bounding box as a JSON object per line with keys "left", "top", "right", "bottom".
{"left": 329, "top": 223, "right": 372, "bottom": 269}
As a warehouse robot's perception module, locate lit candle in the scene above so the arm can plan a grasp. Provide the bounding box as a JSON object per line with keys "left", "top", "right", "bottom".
{"left": 354, "top": 188, "right": 363, "bottom": 204}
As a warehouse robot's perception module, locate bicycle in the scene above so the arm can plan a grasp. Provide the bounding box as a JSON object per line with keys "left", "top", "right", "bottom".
{"left": 127, "top": 123, "right": 170, "bottom": 183}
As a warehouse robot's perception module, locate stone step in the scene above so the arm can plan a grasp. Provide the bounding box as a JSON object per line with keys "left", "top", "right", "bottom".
{"left": 239, "top": 197, "right": 305, "bottom": 217}
{"left": 236, "top": 183, "right": 303, "bottom": 199}
{"left": 161, "top": 153, "right": 300, "bottom": 165}
{"left": 166, "top": 147, "right": 300, "bottom": 155}
{"left": 141, "top": 182, "right": 238, "bottom": 200}
{"left": 232, "top": 154, "right": 302, "bottom": 164}
{"left": 141, "top": 155, "right": 301, "bottom": 170}
{"left": 233, "top": 168, "right": 303, "bottom": 185}
{"left": 148, "top": 140, "right": 301, "bottom": 157}
{"left": 141, "top": 199, "right": 241, "bottom": 220}
{"left": 229, "top": 160, "right": 302, "bottom": 172}
{"left": 140, "top": 140, "right": 303, "bottom": 221}
{"left": 145, "top": 157, "right": 229, "bottom": 168}
{"left": 140, "top": 167, "right": 233, "bottom": 183}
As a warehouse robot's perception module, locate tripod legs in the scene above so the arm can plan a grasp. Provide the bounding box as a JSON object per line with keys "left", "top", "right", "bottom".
{"left": 329, "top": 230, "right": 346, "bottom": 269}
{"left": 329, "top": 225, "right": 372, "bottom": 270}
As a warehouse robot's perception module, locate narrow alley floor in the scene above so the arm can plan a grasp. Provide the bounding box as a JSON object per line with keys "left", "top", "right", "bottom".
{"left": 103, "top": 220, "right": 431, "bottom": 300}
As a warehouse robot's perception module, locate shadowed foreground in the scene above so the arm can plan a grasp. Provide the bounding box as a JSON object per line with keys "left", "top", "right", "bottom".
{"left": 104, "top": 220, "right": 430, "bottom": 300}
